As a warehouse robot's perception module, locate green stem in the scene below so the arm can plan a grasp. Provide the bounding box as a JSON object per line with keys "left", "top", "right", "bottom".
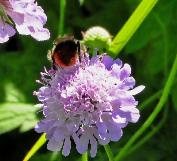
{"left": 22, "top": 133, "right": 46, "bottom": 161}
{"left": 139, "top": 90, "right": 162, "bottom": 111}
{"left": 108, "top": 0, "right": 159, "bottom": 57}
{"left": 127, "top": 14, "right": 169, "bottom": 155}
{"left": 125, "top": 11, "right": 170, "bottom": 157}
{"left": 104, "top": 145, "right": 114, "bottom": 161}
{"left": 127, "top": 107, "right": 168, "bottom": 156}
{"left": 82, "top": 152, "right": 88, "bottom": 161}
{"left": 50, "top": 152, "right": 62, "bottom": 161}
{"left": 58, "top": 0, "right": 66, "bottom": 35}
{"left": 114, "top": 53, "right": 177, "bottom": 161}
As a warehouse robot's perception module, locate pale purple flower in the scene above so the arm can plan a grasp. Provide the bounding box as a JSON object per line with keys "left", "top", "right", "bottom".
{"left": 0, "top": 0, "right": 50, "bottom": 43}
{"left": 34, "top": 53, "right": 145, "bottom": 157}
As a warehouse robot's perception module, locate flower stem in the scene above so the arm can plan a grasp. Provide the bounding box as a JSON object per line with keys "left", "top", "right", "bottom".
{"left": 127, "top": 107, "right": 168, "bottom": 157}
{"left": 104, "top": 144, "right": 114, "bottom": 161}
{"left": 58, "top": 0, "right": 66, "bottom": 35}
{"left": 22, "top": 133, "right": 46, "bottom": 161}
{"left": 114, "top": 53, "right": 177, "bottom": 161}
{"left": 108, "top": 0, "right": 159, "bottom": 57}
{"left": 50, "top": 152, "right": 62, "bottom": 161}
{"left": 82, "top": 152, "right": 88, "bottom": 161}
{"left": 139, "top": 90, "right": 162, "bottom": 111}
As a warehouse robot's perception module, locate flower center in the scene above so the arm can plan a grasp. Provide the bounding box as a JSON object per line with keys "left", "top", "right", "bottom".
{"left": 63, "top": 91, "right": 97, "bottom": 114}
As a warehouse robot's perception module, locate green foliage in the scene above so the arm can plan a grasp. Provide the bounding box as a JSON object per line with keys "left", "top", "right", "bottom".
{"left": 125, "top": 0, "right": 175, "bottom": 53}
{"left": 78, "top": 0, "right": 85, "bottom": 6}
{"left": 0, "top": 103, "right": 38, "bottom": 134}
{"left": 30, "top": 152, "right": 62, "bottom": 161}
{"left": 171, "top": 85, "right": 177, "bottom": 112}
{"left": 4, "top": 82, "right": 26, "bottom": 102}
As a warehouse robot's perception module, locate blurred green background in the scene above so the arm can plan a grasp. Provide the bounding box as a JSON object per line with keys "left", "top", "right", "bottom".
{"left": 0, "top": 0, "right": 177, "bottom": 161}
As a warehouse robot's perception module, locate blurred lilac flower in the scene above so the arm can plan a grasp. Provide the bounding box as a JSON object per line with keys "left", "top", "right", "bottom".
{"left": 34, "top": 53, "right": 145, "bottom": 157}
{"left": 0, "top": 0, "right": 50, "bottom": 43}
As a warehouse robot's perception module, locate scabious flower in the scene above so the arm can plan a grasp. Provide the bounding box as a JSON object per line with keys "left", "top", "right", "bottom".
{"left": 0, "top": 0, "right": 50, "bottom": 43}
{"left": 34, "top": 53, "right": 145, "bottom": 157}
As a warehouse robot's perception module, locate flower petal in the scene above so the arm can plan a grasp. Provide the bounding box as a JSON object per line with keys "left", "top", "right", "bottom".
{"left": 47, "top": 137, "right": 63, "bottom": 151}
{"left": 0, "top": 21, "right": 16, "bottom": 43}
{"left": 129, "top": 85, "right": 145, "bottom": 95}
{"left": 119, "top": 64, "right": 131, "bottom": 81}
{"left": 90, "top": 136, "right": 97, "bottom": 157}
{"left": 62, "top": 137, "right": 71, "bottom": 156}
{"left": 102, "top": 55, "right": 113, "bottom": 70}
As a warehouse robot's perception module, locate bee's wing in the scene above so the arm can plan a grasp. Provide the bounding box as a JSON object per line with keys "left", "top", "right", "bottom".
{"left": 47, "top": 40, "right": 57, "bottom": 63}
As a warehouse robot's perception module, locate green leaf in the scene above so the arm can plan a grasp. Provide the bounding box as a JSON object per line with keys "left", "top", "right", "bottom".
{"left": 0, "top": 103, "right": 39, "bottom": 134}
{"left": 4, "top": 82, "right": 25, "bottom": 102}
